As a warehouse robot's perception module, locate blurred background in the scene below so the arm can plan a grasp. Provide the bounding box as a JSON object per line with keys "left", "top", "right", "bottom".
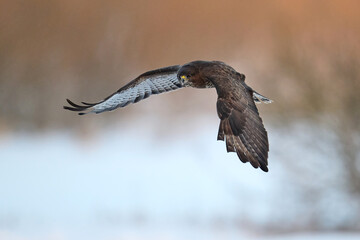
{"left": 1, "top": 0, "right": 360, "bottom": 239}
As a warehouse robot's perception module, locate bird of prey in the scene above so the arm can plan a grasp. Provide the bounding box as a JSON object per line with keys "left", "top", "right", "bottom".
{"left": 64, "top": 60, "right": 272, "bottom": 171}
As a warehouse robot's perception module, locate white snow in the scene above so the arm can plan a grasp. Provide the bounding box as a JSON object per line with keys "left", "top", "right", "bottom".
{"left": 0, "top": 119, "right": 359, "bottom": 240}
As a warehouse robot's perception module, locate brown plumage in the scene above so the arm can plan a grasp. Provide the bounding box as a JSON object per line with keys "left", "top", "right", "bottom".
{"left": 64, "top": 60, "right": 272, "bottom": 172}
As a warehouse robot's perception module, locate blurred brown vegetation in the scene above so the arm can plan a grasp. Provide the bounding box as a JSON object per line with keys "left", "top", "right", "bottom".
{"left": 1, "top": 0, "right": 357, "bottom": 129}
{"left": 1, "top": 0, "right": 359, "bottom": 232}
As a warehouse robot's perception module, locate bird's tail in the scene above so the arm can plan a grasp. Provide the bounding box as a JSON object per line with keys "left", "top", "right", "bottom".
{"left": 253, "top": 91, "right": 273, "bottom": 104}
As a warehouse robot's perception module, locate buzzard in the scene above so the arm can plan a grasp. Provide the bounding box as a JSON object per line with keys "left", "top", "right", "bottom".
{"left": 64, "top": 61, "right": 272, "bottom": 171}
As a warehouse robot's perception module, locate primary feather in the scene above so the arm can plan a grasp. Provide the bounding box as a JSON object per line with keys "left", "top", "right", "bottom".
{"left": 64, "top": 65, "right": 181, "bottom": 115}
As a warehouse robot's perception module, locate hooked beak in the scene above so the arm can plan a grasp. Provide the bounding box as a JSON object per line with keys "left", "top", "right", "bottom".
{"left": 180, "top": 75, "right": 188, "bottom": 85}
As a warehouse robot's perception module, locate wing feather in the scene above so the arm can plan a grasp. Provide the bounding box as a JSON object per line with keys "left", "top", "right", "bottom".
{"left": 64, "top": 65, "right": 182, "bottom": 114}
{"left": 212, "top": 74, "right": 269, "bottom": 172}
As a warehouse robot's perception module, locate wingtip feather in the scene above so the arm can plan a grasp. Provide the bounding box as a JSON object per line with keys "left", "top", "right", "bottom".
{"left": 64, "top": 98, "right": 95, "bottom": 113}
{"left": 260, "top": 165, "right": 269, "bottom": 172}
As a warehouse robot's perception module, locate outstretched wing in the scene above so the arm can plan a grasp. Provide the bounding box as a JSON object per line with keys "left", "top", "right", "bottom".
{"left": 64, "top": 65, "right": 182, "bottom": 115}
{"left": 214, "top": 77, "right": 269, "bottom": 172}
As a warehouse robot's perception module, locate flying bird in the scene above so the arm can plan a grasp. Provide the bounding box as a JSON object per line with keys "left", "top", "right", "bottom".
{"left": 64, "top": 60, "right": 272, "bottom": 171}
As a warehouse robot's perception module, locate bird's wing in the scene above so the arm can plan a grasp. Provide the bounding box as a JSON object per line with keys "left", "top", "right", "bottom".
{"left": 64, "top": 65, "right": 182, "bottom": 115}
{"left": 214, "top": 78, "right": 269, "bottom": 172}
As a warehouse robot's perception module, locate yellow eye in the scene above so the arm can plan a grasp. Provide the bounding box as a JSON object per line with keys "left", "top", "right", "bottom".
{"left": 180, "top": 75, "right": 188, "bottom": 81}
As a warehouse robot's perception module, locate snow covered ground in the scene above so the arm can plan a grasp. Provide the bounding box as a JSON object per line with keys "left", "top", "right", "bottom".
{"left": 0, "top": 118, "right": 359, "bottom": 240}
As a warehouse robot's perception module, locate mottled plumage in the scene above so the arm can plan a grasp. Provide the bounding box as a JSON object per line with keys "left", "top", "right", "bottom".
{"left": 64, "top": 60, "right": 272, "bottom": 171}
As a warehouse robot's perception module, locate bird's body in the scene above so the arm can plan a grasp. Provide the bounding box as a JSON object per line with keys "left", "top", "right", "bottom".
{"left": 64, "top": 60, "right": 272, "bottom": 171}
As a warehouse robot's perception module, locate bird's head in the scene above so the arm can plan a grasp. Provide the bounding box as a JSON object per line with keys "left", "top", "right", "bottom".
{"left": 177, "top": 64, "right": 198, "bottom": 86}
